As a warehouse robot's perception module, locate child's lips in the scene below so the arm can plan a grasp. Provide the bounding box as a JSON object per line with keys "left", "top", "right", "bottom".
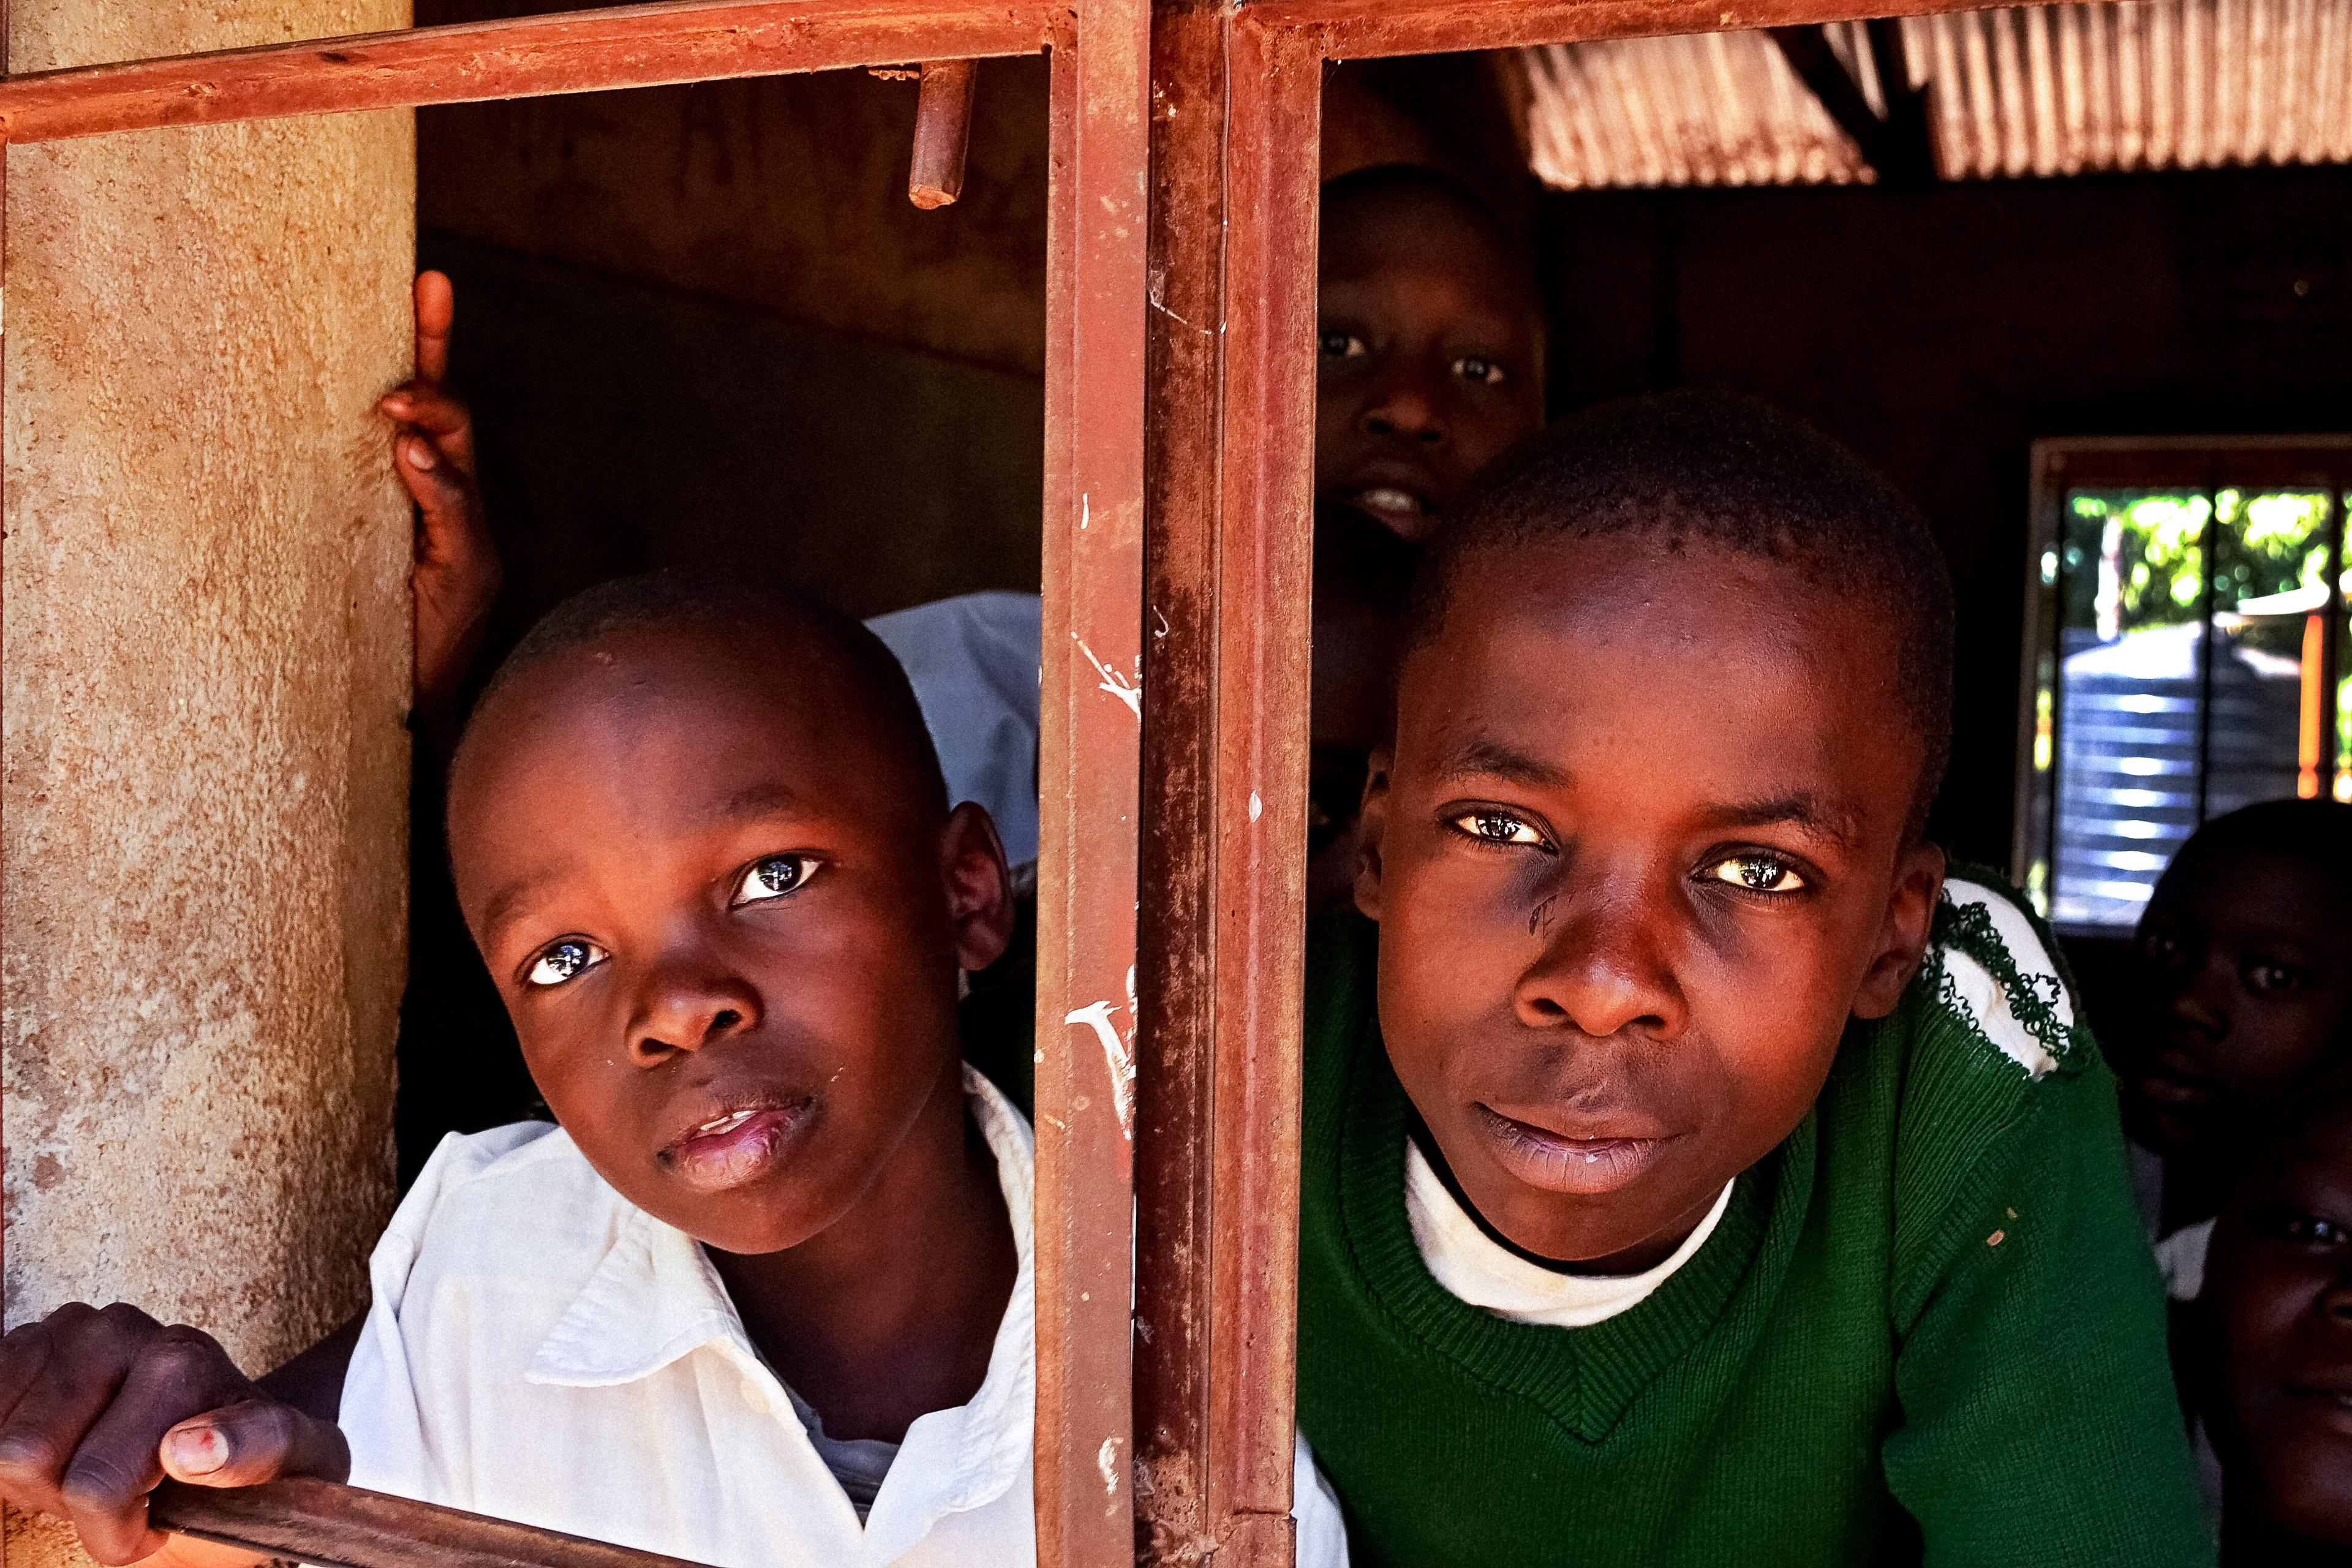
{"left": 2285, "top": 1382, "right": 2352, "bottom": 1431}
{"left": 660, "top": 1097, "right": 812, "bottom": 1192}
{"left": 2133, "top": 1066, "right": 2220, "bottom": 1110}
{"left": 1471, "top": 1102, "right": 1679, "bottom": 1196}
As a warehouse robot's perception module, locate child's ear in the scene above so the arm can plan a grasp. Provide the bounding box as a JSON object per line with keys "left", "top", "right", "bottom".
{"left": 1352, "top": 748, "right": 1394, "bottom": 922}
{"left": 939, "top": 802, "right": 1016, "bottom": 973}
{"left": 1852, "top": 839, "right": 1946, "bottom": 1020}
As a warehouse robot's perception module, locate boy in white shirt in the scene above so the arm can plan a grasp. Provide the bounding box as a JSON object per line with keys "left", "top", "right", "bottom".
{"left": 0, "top": 574, "right": 1346, "bottom": 1568}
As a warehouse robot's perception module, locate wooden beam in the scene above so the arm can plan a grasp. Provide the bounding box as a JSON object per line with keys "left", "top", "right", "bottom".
{"left": 0, "top": 0, "right": 1061, "bottom": 146}
{"left": 1242, "top": 0, "right": 2055, "bottom": 64}
{"left": 146, "top": 1478, "right": 718, "bottom": 1568}
{"left": 1031, "top": 0, "right": 1148, "bottom": 1562}
{"left": 1134, "top": 7, "right": 1319, "bottom": 1566}
{"left": 1863, "top": 16, "right": 1938, "bottom": 183}
{"left": 1767, "top": 23, "right": 1934, "bottom": 184}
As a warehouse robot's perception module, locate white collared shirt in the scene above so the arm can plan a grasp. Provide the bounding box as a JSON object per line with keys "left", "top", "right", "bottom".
{"left": 1404, "top": 1137, "right": 1736, "bottom": 1329}
{"left": 343, "top": 1067, "right": 1350, "bottom": 1567}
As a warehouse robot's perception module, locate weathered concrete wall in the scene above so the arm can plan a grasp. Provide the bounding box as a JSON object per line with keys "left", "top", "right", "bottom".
{"left": 2, "top": 2, "right": 414, "bottom": 1561}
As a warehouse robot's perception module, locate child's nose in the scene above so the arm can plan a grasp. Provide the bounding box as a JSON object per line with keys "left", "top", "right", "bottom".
{"left": 627, "top": 961, "right": 763, "bottom": 1065}
{"left": 2160, "top": 953, "right": 2232, "bottom": 1039}
{"left": 1361, "top": 376, "right": 1447, "bottom": 447}
{"left": 1512, "top": 888, "right": 1689, "bottom": 1041}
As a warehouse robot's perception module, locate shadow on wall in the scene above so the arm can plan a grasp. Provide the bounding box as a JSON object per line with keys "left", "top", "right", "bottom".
{"left": 425, "top": 231, "right": 1047, "bottom": 631}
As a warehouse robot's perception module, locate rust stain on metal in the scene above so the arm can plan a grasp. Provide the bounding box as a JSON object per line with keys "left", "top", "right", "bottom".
{"left": 1032, "top": 0, "right": 1147, "bottom": 1558}
{"left": 1242, "top": 0, "right": 2078, "bottom": 61}
{"left": 0, "top": 0, "right": 1060, "bottom": 145}
{"left": 1135, "top": 9, "right": 1317, "bottom": 1567}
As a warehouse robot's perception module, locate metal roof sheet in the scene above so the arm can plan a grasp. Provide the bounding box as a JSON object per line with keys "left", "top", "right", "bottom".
{"left": 1518, "top": 29, "right": 1870, "bottom": 188}
{"left": 1910, "top": 0, "right": 2352, "bottom": 178}
{"left": 1515, "top": 0, "right": 2352, "bottom": 189}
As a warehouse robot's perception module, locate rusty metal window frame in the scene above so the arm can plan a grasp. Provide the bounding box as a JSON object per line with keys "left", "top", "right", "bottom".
{"left": 0, "top": 2, "right": 2041, "bottom": 1564}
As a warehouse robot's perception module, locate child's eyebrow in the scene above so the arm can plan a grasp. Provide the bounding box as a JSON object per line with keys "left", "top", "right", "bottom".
{"left": 698, "top": 782, "right": 802, "bottom": 824}
{"left": 479, "top": 867, "right": 569, "bottom": 948}
{"left": 1436, "top": 738, "right": 1569, "bottom": 788}
{"left": 1702, "top": 792, "right": 1861, "bottom": 851}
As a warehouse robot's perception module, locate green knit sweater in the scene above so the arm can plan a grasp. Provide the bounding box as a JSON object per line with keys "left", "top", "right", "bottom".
{"left": 1295, "top": 878, "right": 2212, "bottom": 1567}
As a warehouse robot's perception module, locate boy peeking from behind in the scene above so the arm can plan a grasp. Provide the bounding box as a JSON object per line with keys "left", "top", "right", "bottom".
{"left": 2193, "top": 1070, "right": 2352, "bottom": 1565}
{"left": 0, "top": 577, "right": 1346, "bottom": 1568}
{"left": 1296, "top": 392, "right": 2211, "bottom": 1566}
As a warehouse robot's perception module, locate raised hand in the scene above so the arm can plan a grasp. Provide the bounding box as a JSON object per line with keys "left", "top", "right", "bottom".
{"left": 380, "top": 269, "right": 503, "bottom": 722}
{"left": 0, "top": 1303, "right": 349, "bottom": 1567}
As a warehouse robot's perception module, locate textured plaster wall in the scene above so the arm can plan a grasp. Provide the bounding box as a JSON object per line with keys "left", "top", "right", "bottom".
{"left": 2, "top": 3, "right": 414, "bottom": 1561}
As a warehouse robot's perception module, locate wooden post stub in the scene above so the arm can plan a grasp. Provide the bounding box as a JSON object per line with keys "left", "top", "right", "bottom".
{"left": 147, "top": 1477, "right": 723, "bottom": 1568}
{"left": 907, "top": 57, "right": 976, "bottom": 208}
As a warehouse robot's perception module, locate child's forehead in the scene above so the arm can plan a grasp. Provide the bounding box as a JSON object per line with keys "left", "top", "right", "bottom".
{"left": 2154, "top": 847, "right": 2350, "bottom": 944}
{"left": 1402, "top": 539, "right": 1917, "bottom": 807}
{"left": 459, "top": 631, "right": 902, "bottom": 821}
{"left": 1416, "top": 548, "right": 1900, "bottom": 762}
{"left": 1321, "top": 191, "right": 1529, "bottom": 296}
{"left": 1433, "top": 532, "right": 1894, "bottom": 673}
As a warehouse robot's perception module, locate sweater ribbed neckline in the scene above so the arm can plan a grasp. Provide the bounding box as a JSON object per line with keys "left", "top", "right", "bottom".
{"left": 1324, "top": 924, "right": 1819, "bottom": 1443}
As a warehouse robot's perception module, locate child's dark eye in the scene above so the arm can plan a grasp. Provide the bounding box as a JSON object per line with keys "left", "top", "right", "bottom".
{"left": 526, "top": 938, "right": 607, "bottom": 989}
{"left": 1702, "top": 854, "right": 1807, "bottom": 894}
{"left": 2263, "top": 1212, "right": 2350, "bottom": 1246}
{"left": 2246, "top": 962, "right": 2304, "bottom": 995}
{"left": 733, "top": 854, "right": 816, "bottom": 907}
{"left": 1320, "top": 329, "right": 1370, "bottom": 361}
{"left": 1449, "top": 810, "right": 1549, "bottom": 849}
{"left": 2139, "top": 930, "right": 2187, "bottom": 969}
{"left": 1453, "top": 355, "right": 1507, "bottom": 387}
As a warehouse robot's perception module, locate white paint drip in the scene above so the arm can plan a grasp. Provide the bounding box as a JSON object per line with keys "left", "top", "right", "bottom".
{"left": 1080, "top": 492, "right": 1091, "bottom": 530}
{"left": 1065, "top": 998, "right": 1137, "bottom": 1139}
{"left": 1072, "top": 633, "right": 1143, "bottom": 720}
{"left": 1248, "top": 791, "right": 1263, "bottom": 823}
{"left": 1098, "top": 1436, "right": 1124, "bottom": 1498}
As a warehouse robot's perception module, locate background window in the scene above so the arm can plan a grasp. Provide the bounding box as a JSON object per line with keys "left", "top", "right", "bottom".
{"left": 2019, "top": 440, "right": 2352, "bottom": 932}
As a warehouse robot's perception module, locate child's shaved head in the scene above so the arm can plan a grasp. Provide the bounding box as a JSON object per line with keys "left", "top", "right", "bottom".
{"left": 459, "top": 571, "right": 948, "bottom": 823}
{"left": 1405, "top": 391, "right": 1954, "bottom": 837}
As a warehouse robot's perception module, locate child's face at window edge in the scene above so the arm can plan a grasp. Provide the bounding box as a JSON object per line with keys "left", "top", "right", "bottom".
{"left": 2122, "top": 851, "right": 2352, "bottom": 1162}
{"left": 1317, "top": 194, "right": 1547, "bottom": 544}
{"left": 1354, "top": 537, "right": 1943, "bottom": 1268}
{"left": 446, "top": 628, "right": 1014, "bottom": 1257}
{"left": 2199, "top": 1104, "right": 2352, "bottom": 1550}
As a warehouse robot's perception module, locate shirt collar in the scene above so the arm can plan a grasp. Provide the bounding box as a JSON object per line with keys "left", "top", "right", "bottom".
{"left": 1405, "top": 1136, "right": 1735, "bottom": 1329}
{"left": 525, "top": 1067, "right": 1036, "bottom": 1547}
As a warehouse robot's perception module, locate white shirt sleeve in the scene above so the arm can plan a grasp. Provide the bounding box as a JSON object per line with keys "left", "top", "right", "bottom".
{"left": 1292, "top": 1429, "right": 1353, "bottom": 1568}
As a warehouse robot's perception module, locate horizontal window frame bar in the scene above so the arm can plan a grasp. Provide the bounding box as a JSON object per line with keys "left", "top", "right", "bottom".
{"left": 0, "top": 0, "right": 1068, "bottom": 145}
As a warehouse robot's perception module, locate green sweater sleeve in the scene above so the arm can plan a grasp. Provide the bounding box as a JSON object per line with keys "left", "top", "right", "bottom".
{"left": 1880, "top": 1055, "right": 2212, "bottom": 1566}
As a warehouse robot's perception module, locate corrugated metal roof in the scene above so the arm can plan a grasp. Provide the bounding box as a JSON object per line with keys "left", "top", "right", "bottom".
{"left": 1514, "top": 0, "right": 2352, "bottom": 189}
{"left": 1518, "top": 31, "right": 1869, "bottom": 188}
{"left": 1908, "top": 0, "right": 2352, "bottom": 178}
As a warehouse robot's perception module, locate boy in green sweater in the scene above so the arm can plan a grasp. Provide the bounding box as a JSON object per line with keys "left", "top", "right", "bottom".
{"left": 1296, "top": 391, "right": 2212, "bottom": 1566}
